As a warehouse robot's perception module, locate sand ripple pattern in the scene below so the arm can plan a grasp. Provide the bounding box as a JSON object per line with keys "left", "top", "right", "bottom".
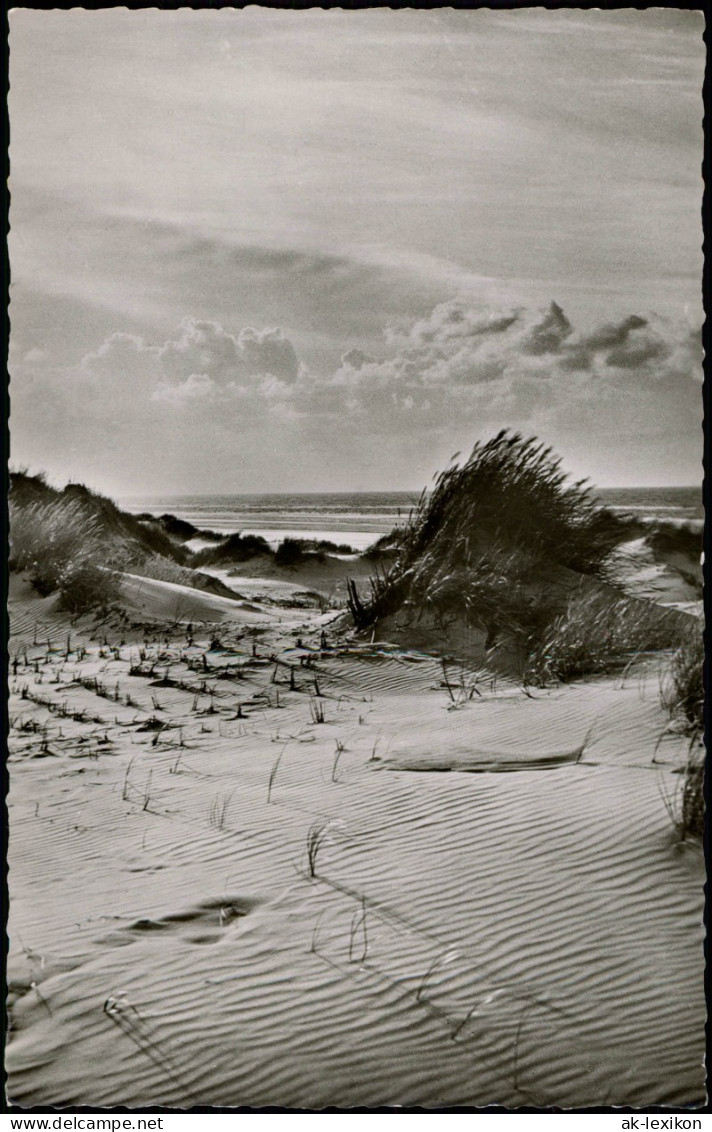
{"left": 6, "top": 621, "right": 704, "bottom": 1109}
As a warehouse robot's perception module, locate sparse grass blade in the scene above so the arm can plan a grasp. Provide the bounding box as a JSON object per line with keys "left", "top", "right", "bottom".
{"left": 306, "top": 820, "right": 329, "bottom": 878}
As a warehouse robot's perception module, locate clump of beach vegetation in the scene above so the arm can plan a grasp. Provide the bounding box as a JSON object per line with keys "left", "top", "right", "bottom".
{"left": 662, "top": 750, "right": 705, "bottom": 843}
{"left": 193, "top": 532, "right": 356, "bottom": 569}
{"left": 192, "top": 532, "right": 272, "bottom": 566}
{"left": 274, "top": 537, "right": 356, "bottom": 567}
{"left": 347, "top": 431, "right": 686, "bottom": 680}
{"left": 8, "top": 471, "right": 210, "bottom": 612}
{"left": 9, "top": 496, "right": 121, "bottom": 612}
{"left": 659, "top": 629, "right": 704, "bottom": 843}
{"left": 136, "top": 513, "right": 223, "bottom": 544}
{"left": 348, "top": 431, "right": 626, "bottom": 625}
{"left": 524, "top": 591, "right": 691, "bottom": 685}
{"left": 661, "top": 623, "right": 704, "bottom": 738}
{"left": 646, "top": 520, "right": 702, "bottom": 565}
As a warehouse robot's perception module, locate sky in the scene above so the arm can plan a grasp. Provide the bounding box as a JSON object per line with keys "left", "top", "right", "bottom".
{"left": 8, "top": 7, "right": 705, "bottom": 496}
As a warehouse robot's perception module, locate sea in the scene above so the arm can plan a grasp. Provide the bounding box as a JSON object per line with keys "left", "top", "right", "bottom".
{"left": 119, "top": 487, "right": 703, "bottom": 553}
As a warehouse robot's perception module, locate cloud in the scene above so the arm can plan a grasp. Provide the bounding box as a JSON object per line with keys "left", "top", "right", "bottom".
{"left": 80, "top": 318, "right": 303, "bottom": 399}
{"left": 10, "top": 188, "right": 491, "bottom": 376}
{"left": 10, "top": 298, "right": 701, "bottom": 492}
{"left": 560, "top": 314, "right": 669, "bottom": 371}
{"left": 153, "top": 373, "right": 217, "bottom": 404}
{"left": 521, "top": 302, "right": 573, "bottom": 355}
{"left": 604, "top": 333, "right": 669, "bottom": 370}
{"left": 340, "top": 347, "right": 375, "bottom": 370}
{"left": 308, "top": 300, "right": 701, "bottom": 448}
{"left": 237, "top": 327, "right": 300, "bottom": 382}
{"left": 71, "top": 302, "right": 701, "bottom": 436}
{"left": 392, "top": 301, "right": 521, "bottom": 347}
{"left": 580, "top": 314, "right": 648, "bottom": 351}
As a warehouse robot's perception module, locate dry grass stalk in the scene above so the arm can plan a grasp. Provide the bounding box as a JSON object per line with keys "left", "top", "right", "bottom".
{"left": 309, "top": 697, "right": 326, "bottom": 724}
{"left": 306, "top": 820, "right": 329, "bottom": 878}
{"left": 267, "top": 743, "right": 289, "bottom": 804}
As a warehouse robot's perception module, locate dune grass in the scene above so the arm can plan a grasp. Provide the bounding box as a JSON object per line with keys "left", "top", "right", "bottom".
{"left": 9, "top": 497, "right": 122, "bottom": 612}
{"left": 9, "top": 471, "right": 196, "bottom": 614}
{"left": 646, "top": 520, "right": 702, "bottom": 563}
{"left": 59, "top": 481, "right": 187, "bottom": 563}
{"left": 679, "top": 754, "right": 704, "bottom": 841}
{"left": 134, "top": 512, "right": 224, "bottom": 544}
{"left": 194, "top": 531, "right": 357, "bottom": 570}
{"left": 660, "top": 749, "right": 704, "bottom": 842}
{"left": 274, "top": 536, "right": 357, "bottom": 567}
{"left": 306, "top": 820, "right": 329, "bottom": 878}
{"left": 524, "top": 591, "right": 690, "bottom": 686}
{"left": 658, "top": 625, "right": 704, "bottom": 841}
{"left": 347, "top": 432, "right": 633, "bottom": 652}
{"left": 9, "top": 472, "right": 254, "bottom": 622}
{"left": 346, "top": 432, "right": 692, "bottom": 686}
{"left": 274, "top": 537, "right": 306, "bottom": 567}
{"left": 191, "top": 532, "right": 271, "bottom": 566}
{"left": 661, "top": 624, "right": 704, "bottom": 737}
{"left": 399, "top": 430, "right": 626, "bottom": 576}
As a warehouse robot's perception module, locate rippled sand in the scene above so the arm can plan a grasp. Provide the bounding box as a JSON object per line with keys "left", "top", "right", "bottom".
{"left": 6, "top": 575, "right": 705, "bottom": 1109}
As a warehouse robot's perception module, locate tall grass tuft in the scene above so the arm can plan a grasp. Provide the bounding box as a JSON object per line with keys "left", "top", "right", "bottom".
{"left": 661, "top": 623, "right": 704, "bottom": 737}
{"left": 680, "top": 755, "right": 704, "bottom": 840}
{"left": 9, "top": 497, "right": 121, "bottom": 612}
{"left": 659, "top": 624, "right": 704, "bottom": 842}
{"left": 346, "top": 432, "right": 694, "bottom": 685}
{"left": 347, "top": 431, "right": 629, "bottom": 641}
{"left": 660, "top": 750, "right": 705, "bottom": 842}
{"left": 401, "top": 430, "right": 625, "bottom": 574}
{"left": 524, "top": 591, "right": 690, "bottom": 686}
{"left": 192, "top": 532, "right": 271, "bottom": 567}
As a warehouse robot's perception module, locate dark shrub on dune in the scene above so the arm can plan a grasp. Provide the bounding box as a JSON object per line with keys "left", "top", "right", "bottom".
{"left": 195, "top": 528, "right": 224, "bottom": 542}
{"left": 271, "top": 537, "right": 357, "bottom": 567}
{"left": 225, "top": 533, "right": 271, "bottom": 557}
{"left": 274, "top": 537, "right": 305, "bottom": 567}
{"left": 134, "top": 512, "right": 221, "bottom": 543}
{"left": 273, "top": 538, "right": 357, "bottom": 566}
{"left": 157, "top": 513, "right": 199, "bottom": 541}
{"left": 309, "top": 539, "right": 357, "bottom": 555}
{"left": 400, "top": 431, "right": 627, "bottom": 577}
{"left": 192, "top": 532, "right": 271, "bottom": 566}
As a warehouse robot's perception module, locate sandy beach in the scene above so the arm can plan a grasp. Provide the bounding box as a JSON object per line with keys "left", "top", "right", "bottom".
{"left": 6, "top": 523, "right": 705, "bottom": 1108}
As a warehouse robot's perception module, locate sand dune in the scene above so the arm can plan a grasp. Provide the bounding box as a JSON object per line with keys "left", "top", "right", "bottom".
{"left": 6, "top": 584, "right": 704, "bottom": 1110}
{"left": 118, "top": 572, "right": 282, "bottom": 625}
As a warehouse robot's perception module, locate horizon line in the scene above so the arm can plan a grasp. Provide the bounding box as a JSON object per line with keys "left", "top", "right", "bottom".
{"left": 115, "top": 484, "right": 702, "bottom": 500}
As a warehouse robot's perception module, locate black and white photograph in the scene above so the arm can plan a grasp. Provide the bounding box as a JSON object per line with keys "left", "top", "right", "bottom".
{"left": 5, "top": 6, "right": 705, "bottom": 1112}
